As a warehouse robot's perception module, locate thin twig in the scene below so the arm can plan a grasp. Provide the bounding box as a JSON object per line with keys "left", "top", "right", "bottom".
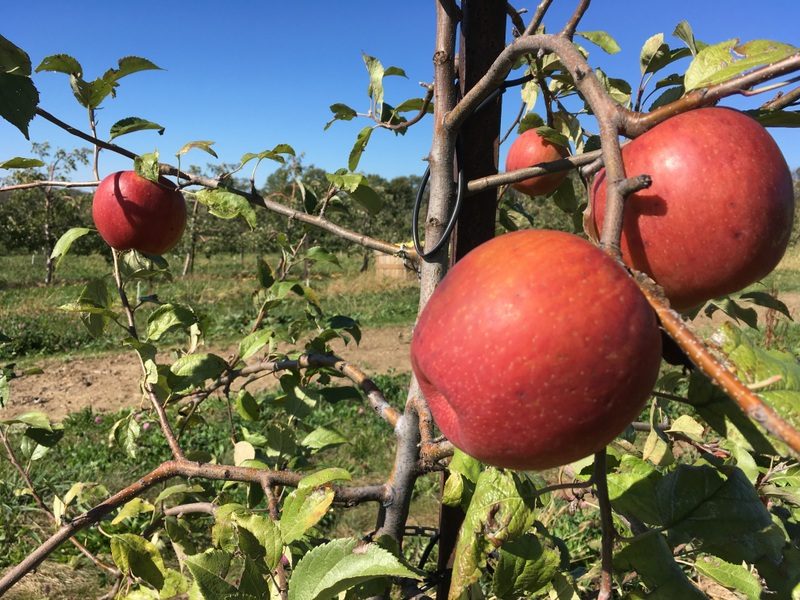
{"left": 0, "top": 180, "right": 99, "bottom": 193}
{"left": 593, "top": 449, "right": 614, "bottom": 600}
{"left": 560, "top": 0, "right": 591, "bottom": 40}
{"left": 0, "top": 428, "right": 119, "bottom": 575}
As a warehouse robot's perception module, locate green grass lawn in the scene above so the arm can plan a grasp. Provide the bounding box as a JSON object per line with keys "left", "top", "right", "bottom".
{"left": 0, "top": 251, "right": 419, "bottom": 360}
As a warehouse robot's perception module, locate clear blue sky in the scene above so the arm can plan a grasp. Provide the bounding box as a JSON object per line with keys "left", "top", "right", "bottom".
{"left": 2, "top": 1, "right": 799, "bottom": 185}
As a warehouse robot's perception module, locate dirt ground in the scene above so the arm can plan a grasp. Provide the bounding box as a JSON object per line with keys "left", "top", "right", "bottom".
{"left": 4, "top": 292, "right": 800, "bottom": 422}
{"left": 2, "top": 325, "right": 414, "bottom": 420}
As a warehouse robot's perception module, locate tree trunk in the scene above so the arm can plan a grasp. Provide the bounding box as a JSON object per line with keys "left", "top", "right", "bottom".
{"left": 43, "top": 190, "right": 55, "bottom": 285}
{"left": 436, "top": 2, "right": 505, "bottom": 597}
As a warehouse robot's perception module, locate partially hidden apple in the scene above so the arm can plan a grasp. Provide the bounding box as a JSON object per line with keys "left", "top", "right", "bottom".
{"left": 505, "top": 128, "right": 570, "bottom": 197}
{"left": 591, "top": 107, "right": 794, "bottom": 310}
{"left": 410, "top": 229, "right": 662, "bottom": 470}
{"left": 92, "top": 171, "right": 187, "bottom": 255}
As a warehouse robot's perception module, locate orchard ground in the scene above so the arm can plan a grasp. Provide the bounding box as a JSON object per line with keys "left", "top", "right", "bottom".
{"left": 4, "top": 247, "right": 800, "bottom": 420}
{"left": 3, "top": 244, "right": 800, "bottom": 598}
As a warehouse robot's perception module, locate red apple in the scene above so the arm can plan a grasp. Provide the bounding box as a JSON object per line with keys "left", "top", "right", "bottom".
{"left": 410, "top": 230, "right": 662, "bottom": 470}
{"left": 591, "top": 107, "right": 794, "bottom": 310}
{"left": 92, "top": 171, "right": 187, "bottom": 255}
{"left": 505, "top": 128, "right": 569, "bottom": 197}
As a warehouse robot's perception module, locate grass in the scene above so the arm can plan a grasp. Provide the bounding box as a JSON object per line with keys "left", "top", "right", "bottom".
{"left": 0, "top": 251, "right": 419, "bottom": 360}
{"left": 0, "top": 372, "right": 429, "bottom": 570}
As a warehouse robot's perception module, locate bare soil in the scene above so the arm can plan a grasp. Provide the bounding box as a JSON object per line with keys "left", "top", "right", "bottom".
{"left": 3, "top": 325, "right": 414, "bottom": 420}
{"left": 4, "top": 292, "right": 800, "bottom": 422}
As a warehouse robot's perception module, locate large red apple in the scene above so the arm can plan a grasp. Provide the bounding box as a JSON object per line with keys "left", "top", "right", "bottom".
{"left": 591, "top": 107, "right": 794, "bottom": 310}
{"left": 505, "top": 129, "right": 570, "bottom": 197}
{"left": 410, "top": 230, "right": 662, "bottom": 470}
{"left": 92, "top": 171, "right": 187, "bottom": 255}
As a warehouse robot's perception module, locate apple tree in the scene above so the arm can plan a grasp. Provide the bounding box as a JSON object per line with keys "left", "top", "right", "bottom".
{"left": 2, "top": 2, "right": 800, "bottom": 598}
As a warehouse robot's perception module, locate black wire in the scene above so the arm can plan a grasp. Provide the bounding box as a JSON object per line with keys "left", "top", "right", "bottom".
{"left": 411, "top": 73, "right": 533, "bottom": 262}
{"left": 412, "top": 137, "right": 466, "bottom": 260}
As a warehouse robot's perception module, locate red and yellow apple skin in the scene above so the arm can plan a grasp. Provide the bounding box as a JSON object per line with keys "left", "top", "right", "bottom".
{"left": 410, "top": 229, "right": 662, "bottom": 470}
{"left": 92, "top": 171, "right": 187, "bottom": 255}
{"left": 505, "top": 129, "right": 570, "bottom": 197}
{"left": 591, "top": 107, "right": 794, "bottom": 311}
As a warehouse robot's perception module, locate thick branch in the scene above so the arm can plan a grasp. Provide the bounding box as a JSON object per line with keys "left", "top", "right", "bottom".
{"left": 623, "top": 53, "right": 800, "bottom": 137}
{"left": 560, "top": 0, "right": 590, "bottom": 40}
{"left": 523, "top": 0, "right": 554, "bottom": 36}
{"left": 31, "top": 108, "right": 410, "bottom": 261}
{"left": 0, "top": 459, "right": 388, "bottom": 595}
{"left": 637, "top": 275, "right": 800, "bottom": 456}
{"left": 0, "top": 180, "right": 99, "bottom": 193}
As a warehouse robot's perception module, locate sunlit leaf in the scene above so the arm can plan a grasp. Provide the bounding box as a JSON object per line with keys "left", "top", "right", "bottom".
{"left": 109, "top": 117, "right": 165, "bottom": 139}
{"left": 288, "top": 538, "right": 419, "bottom": 600}
{"left": 0, "top": 156, "right": 44, "bottom": 169}
{"left": 685, "top": 39, "right": 799, "bottom": 91}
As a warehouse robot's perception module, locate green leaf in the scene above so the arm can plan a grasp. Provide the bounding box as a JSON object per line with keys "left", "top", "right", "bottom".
{"left": 288, "top": 538, "right": 419, "bottom": 600}
{"left": 170, "top": 353, "right": 228, "bottom": 388}
{"left": 70, "top": 75, "right": 114, "bottom": 109}
{"left": 176, "top": 140, "right": 217, "bottom": 158}
{"left": 134, "top": 151, "right": 160, "bottom": 182}
{"left": 256, "top": 258, "right": 275, "bottom": 288}
{"left": 234, "top": 390, "right": 260, "bottom": 422}
{"left": 667, "top": 415, "right": 706, "bottom": 442}
{"left": 518, "top": 112, "right": 545, "bottom": 134}
{"left": 109, "top": 117, "right": 165, "bottom": 140}
{"left": 746, "top": 109, "right": 800, "bottom": 127}
{"left": 351, "top": 185, "right": 384, "bottom": 218}
{"left": 298, "top": 467, "right": 352, "bottom": 490}
{"left": 0, "top": 35, "right": 32, "bottom": 76}
{"left": 660, "top": 464, "right": 785, "bottom": 563}
{"left": 492, "top": 532, "right": 561, "bottom": 599}
{"left": 695, "top": 555, "right": 762, "bottom": 600}
{"left": 384, "top": 66, "right": 407, "bottom": 78}
{"left": 147, "top": 303, "right": 198, "bottom": 341}
{"left": 300, "top": 427, "right": 348, "bottom": 452}
{"left": 233, "top": 512, "right": 284, "bottom": 571}
{"left": 154, "top": 483, "right": 204, "bottom": 505}
{"left": 50, "top": 227, "right": 93, "bottom": 269}
{"left": 576, "top": 31, "right": 621, "bottom": 54}
{"left": 685, "top": 39, "right": 799, "bottom": 91}
{"left": 238, "top": 329, "right": 272, "bottom": 361}
{"left": 450, "top": 468, "right": 538, "bottom": 599}
{"left": 109, "top": 413, "right": 141, "bottom": 458}
{"left": 0, "top": 72, "right": 39, "bottom": 139}
{"left": 35, "top": 53, "right": 82, "bottom": 75}
{"left": 640, "top": 33, "right": 666, "bottom": 74}
{"left": 105, "top": 56, "right": 162, "bottom": 82}
{"left": 1, "top": 411, "right": 52, "bottom": 431}
{"left": 607, "top": 455, "right": 663, "bottom": 525}
{"left": 615, "top": 531, "right": 705, "bottom": 598}
{"left": 195, "top": 188, "right": 257, "bottom": 229}
{"left": 363, "top": 54, "right": 385, "bottom": 105}
{"left": 739, "top": 291, "right": 792, "bottom": 319}
{"left": 348, "top": 126, "right": 373, "bottom": 172}
{"left": 0, "top": 156, "right": 44, "bottom": 168}
{"left": 112, "top": 498, "right": 155, "bottom": 525}
{"left": 279, "top": 486, "right": 335, "bottom": 544}
{"left": 111, "top": 533, "right": 166, "bottom": 591}
{"left": 534, "top": 125, "right": 569, "bottom": 148}
{"left": 62, "top": 278, "right": 112, "bottom": 337}
{"left": 324, "top": 103, "right": 358, "bottom": 130}
{"left": 642, "top": 427, "right": 674, "bottom": 466}
{"left": 184, "top": 549, "right": 239, "bottom": 599}
{"left": 393, "top": 97, "right": 432, "bottom": 114}
{"left": 713, "top": 323, "right": 800, "bottom": 450}
{"left": 672, "top": 20, "right": 706, "bottom": 56}
{"left": 305, "top": 246, "right": 341, "bottom": 267}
